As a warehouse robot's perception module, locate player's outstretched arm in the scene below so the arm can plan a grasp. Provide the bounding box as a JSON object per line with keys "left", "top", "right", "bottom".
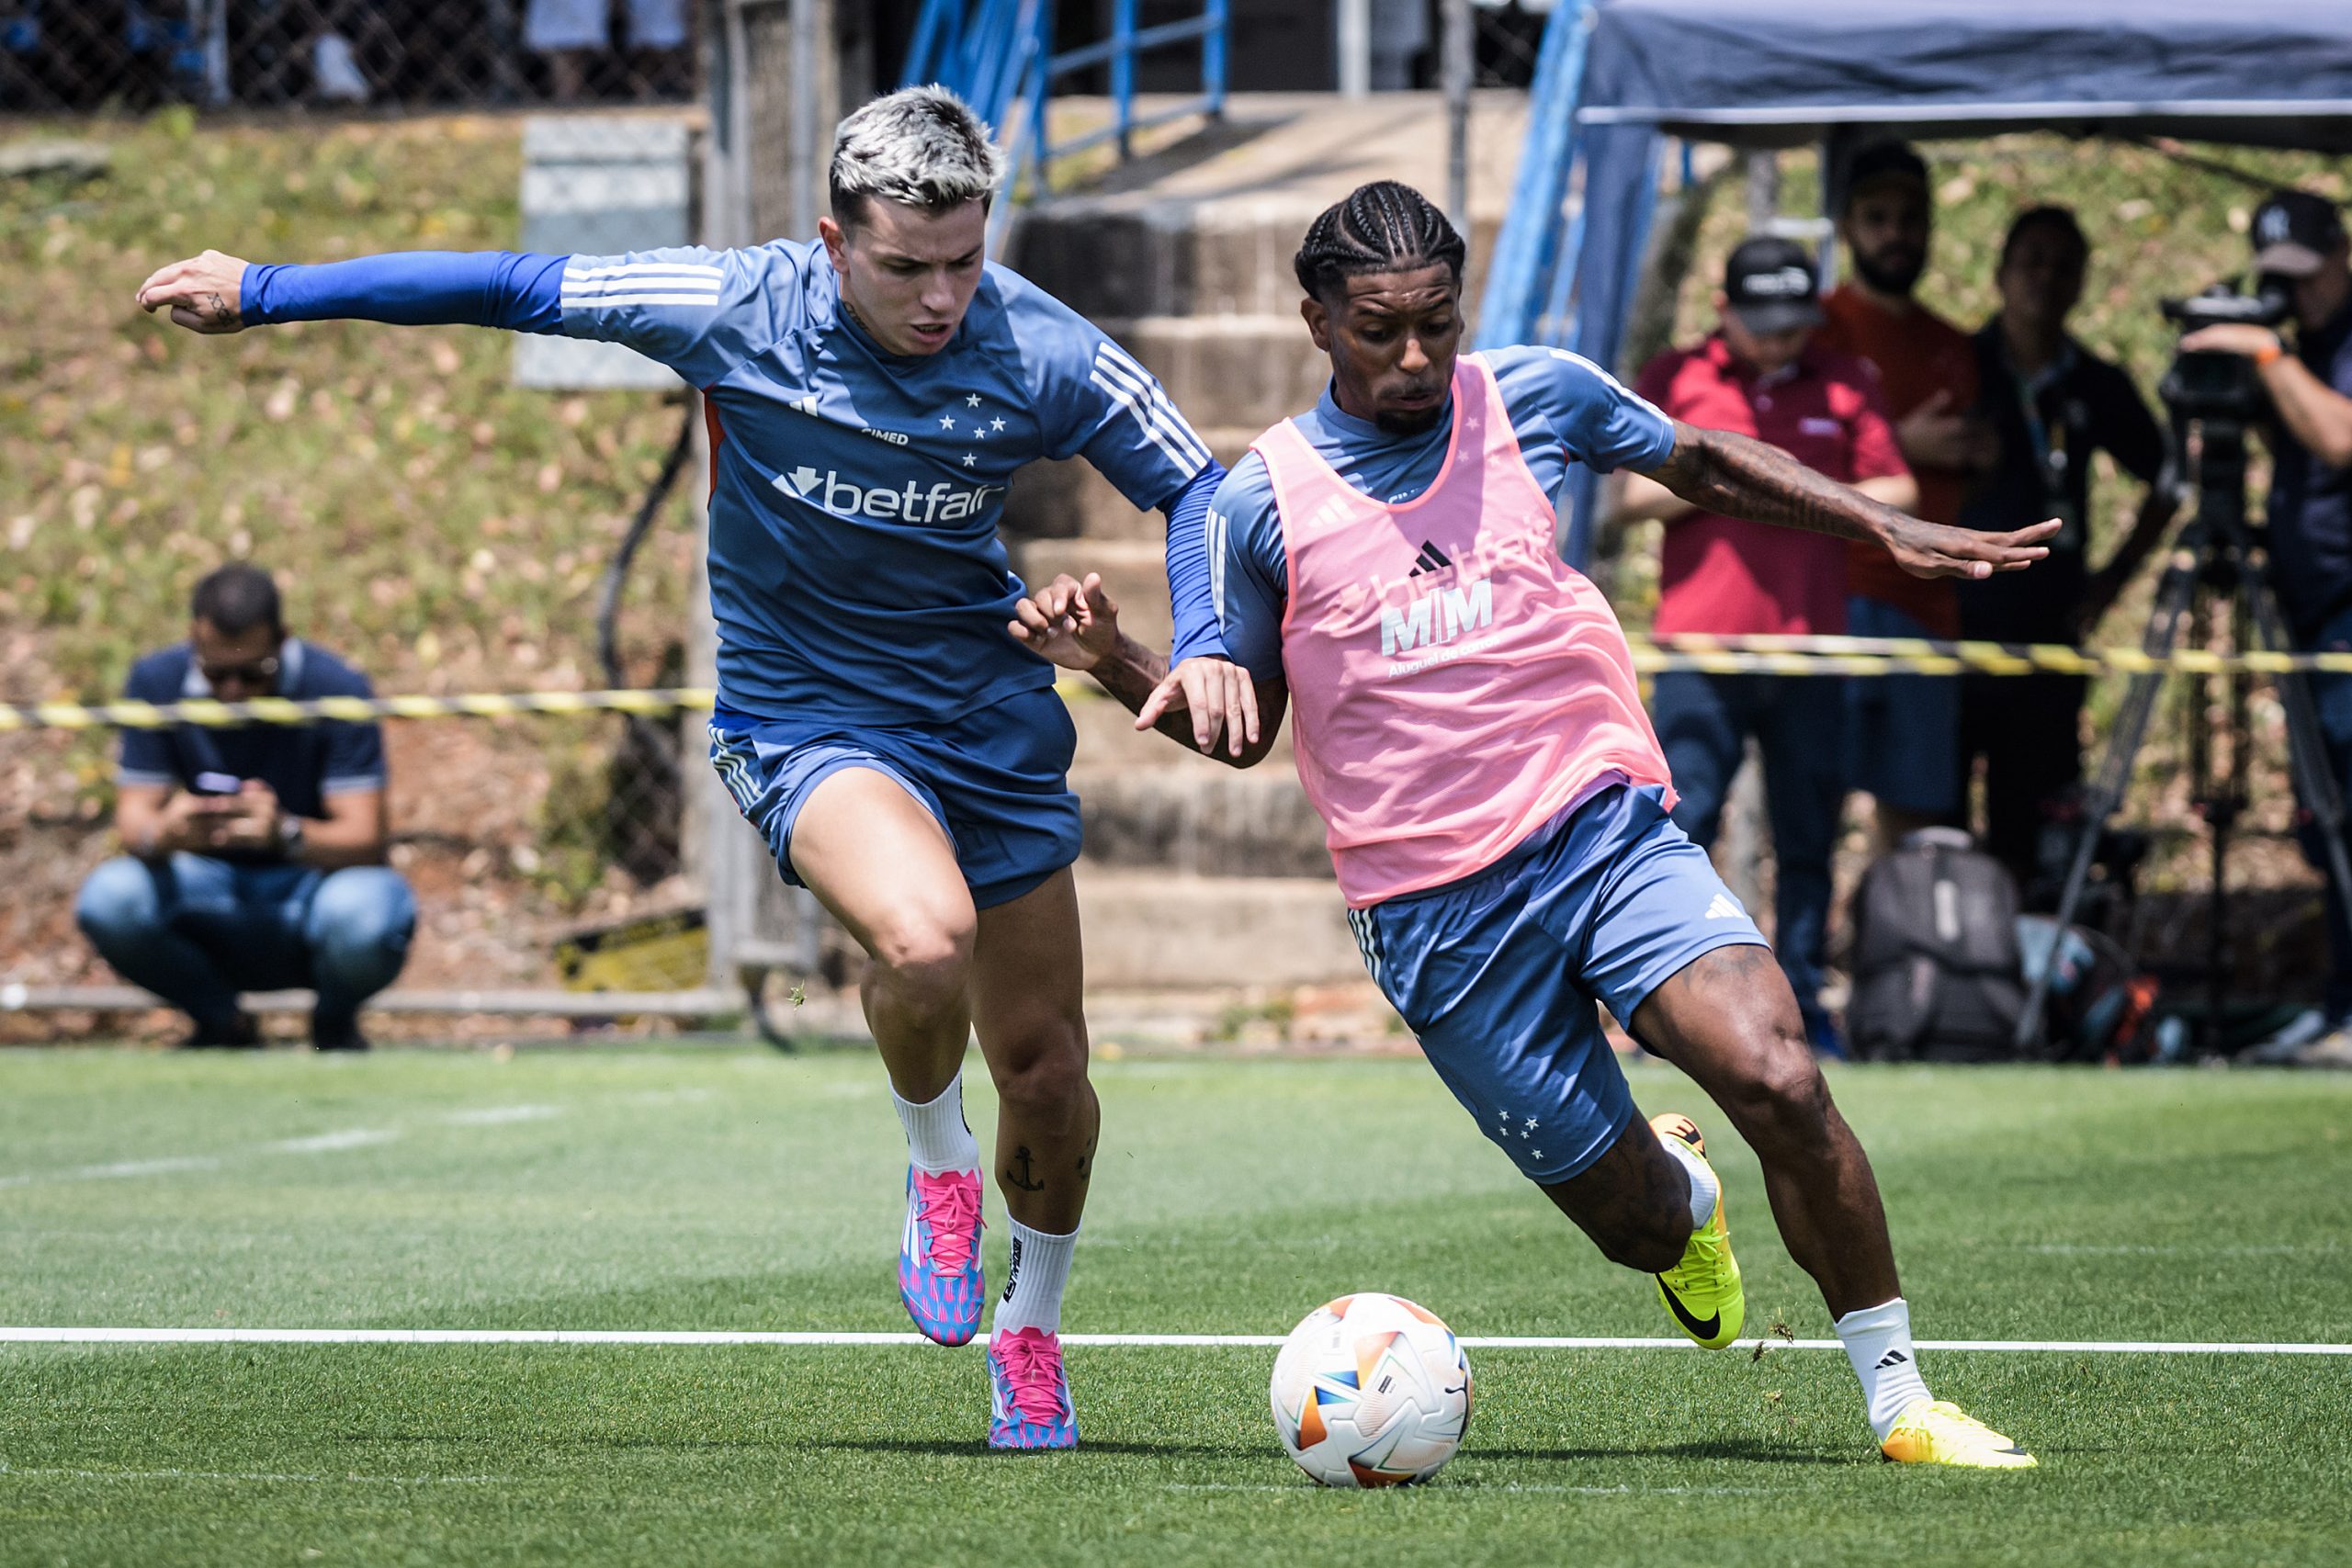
{"left": 1635, "top": 419, "right": 2060, "bottom": 580}
{"left": 1008, "top": 573, "right": 1287, "bottom": 768}
{"left": 139, "top": 249, "right": 569, "bottom": 335}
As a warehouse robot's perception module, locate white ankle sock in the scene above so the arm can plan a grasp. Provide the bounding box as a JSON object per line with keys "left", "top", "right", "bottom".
{"left": 993, "top": 1219, "right": 1077, "bottom": 1337}
{"left": 892, "top": 1075, "right": 979, "bottom": 1175}
{"left": 1835, "top": 1296, "right": 1934, "bottom": 1440}
{"left": 1654, "top": 1132, "right": 1719, "bottom": 1230}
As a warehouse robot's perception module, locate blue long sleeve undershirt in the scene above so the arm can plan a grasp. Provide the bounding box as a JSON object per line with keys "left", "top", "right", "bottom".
{"left": 242, "top": 251, "right": 568, "bottom": 331}
{"left": 1162, "top": 461, "right": 1227, "bottom": 663}
{"left": 243, "top": 248, "right": 1235, "bottom": 662}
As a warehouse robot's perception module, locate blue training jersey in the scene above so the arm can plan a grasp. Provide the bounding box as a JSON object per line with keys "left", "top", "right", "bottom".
{"left": 243, "top": 243, "right": 1218, "bottom": 725}
{"left": 1205, "top": 345, "right": 1678, "bottom": 680}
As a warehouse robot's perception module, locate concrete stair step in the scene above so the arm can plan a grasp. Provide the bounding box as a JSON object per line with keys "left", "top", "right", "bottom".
{"left": 1096, "top": 314, "right": 1330, "bottom": 435}
{"left": 1071, "top": 866, "right": 1358, "bottom": 989}
{"left": 1002, "top": 426, "right": 1258, "bottom": 543}
{"left": 1074, "top": 762, "right": 1327, "bottom": 879}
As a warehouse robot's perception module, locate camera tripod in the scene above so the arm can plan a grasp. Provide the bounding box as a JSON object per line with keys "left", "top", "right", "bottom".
{"left": 2014, "top": 401, "right": 2352, "bottom": 1055}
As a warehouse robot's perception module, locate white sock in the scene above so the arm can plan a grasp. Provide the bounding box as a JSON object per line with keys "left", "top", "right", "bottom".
{"left": 1655, "top": 1132, "right": 1719, "bottom": 1230}
{"left": 992, "top": 1218, "right": 1077, "bottom": 1337}
{"left": 892, "top": 1075, "right": 979, "bottom": 1175}
{"left": 1835, "top": 1296, "right": 1934, "bottom": 1440}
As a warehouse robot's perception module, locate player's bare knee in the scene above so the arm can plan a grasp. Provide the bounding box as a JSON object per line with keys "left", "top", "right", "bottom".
{"left": 1724, "top": 1030, "right": 1833, "bottom": 1156}
{"left": 867, "top": 916, "right": 975, "bottom": 1017}
{"left": 988, "top": 1022, "right": 1091, "bottom": 1119}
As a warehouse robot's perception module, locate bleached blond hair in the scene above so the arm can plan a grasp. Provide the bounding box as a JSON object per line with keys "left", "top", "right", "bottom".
{"left": 828, "top": 85, "right": 1005, "bottom": 225}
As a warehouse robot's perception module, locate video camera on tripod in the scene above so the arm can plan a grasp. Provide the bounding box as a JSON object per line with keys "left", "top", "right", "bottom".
{"left": 2017, "top": 275, "right": 2352, "bottom": 1055}
{"left": 2160, "top": 279, "right": 2290, "bottom": 426}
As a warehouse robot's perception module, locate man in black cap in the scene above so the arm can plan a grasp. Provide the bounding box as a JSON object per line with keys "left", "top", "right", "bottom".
{"left": 2182, "top": 188, "right": 2352, "bottom": 1060}
{"left": 1623, "top": 237, "right": 1917, "bottom": 1054}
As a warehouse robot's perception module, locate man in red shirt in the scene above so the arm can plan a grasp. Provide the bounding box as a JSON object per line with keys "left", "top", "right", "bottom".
{"left": 1815, "top": 141, "right": 1996, "bottom": 850}
{"left": 1624, "top": 237, "right": 1916, "bottom": 1053}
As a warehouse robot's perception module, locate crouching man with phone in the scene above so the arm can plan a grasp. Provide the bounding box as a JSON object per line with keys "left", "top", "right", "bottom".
{"left": 75, "top": 563, "right": 414, "bottom": 1049}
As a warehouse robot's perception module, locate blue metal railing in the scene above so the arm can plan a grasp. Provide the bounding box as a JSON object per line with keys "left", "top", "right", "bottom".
{"left": 1476, "top": 3, "right": 1594, "bottom": 349}
{"left": 902, "top": 0, "right": 1228, "bottom": 238}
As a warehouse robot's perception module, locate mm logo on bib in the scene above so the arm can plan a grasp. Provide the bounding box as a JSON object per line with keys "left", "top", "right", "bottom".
{"left": 1379, "top": 576, "right": 1493, "bottom": 658}
{"left": 775, "top": 465, "right": 1001, "bottom": 523}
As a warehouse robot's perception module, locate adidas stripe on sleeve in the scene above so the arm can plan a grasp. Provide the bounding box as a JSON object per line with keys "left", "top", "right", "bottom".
{"left": 555, "top": 245, "right": 793, "bottom": 389}
{"left": 1028, "top": 299, "right": 1214, "bottom": 512}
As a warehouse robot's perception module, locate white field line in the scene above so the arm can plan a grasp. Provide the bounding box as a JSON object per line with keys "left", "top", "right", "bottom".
{"left": 0, "top": 1104, "right": 565, "bottom": 1189}
{"left": 2, "top": 1327, "right": 2347, "bottom": 1355}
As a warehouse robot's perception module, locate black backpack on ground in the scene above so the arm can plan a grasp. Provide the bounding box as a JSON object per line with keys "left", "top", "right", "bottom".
{"left": 1849, "top": 829, "right": 2031, "bottom": 1063}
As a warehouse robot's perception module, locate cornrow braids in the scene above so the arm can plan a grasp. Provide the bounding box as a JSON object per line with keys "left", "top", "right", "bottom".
{"left": 1294, "top": 180, "right": 1467, "bottom": 302}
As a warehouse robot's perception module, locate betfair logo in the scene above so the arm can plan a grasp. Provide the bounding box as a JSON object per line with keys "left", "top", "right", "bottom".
{"left": 776, "top": 466, "right": 1001, "bottom": 522}
{"left": 1379, "top": 576, "right": 1492, "bottom": 658}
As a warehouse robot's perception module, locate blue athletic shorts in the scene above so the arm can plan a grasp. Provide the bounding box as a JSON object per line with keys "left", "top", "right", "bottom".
{"left": 1348, "top": 783, "right": 1769, "bottom": 1185}
{"left": 1845, "top": 595, "right": 1962, "bottom": 816}
{"left": 707, "top": 685, "right": 1081, "bottom": 910}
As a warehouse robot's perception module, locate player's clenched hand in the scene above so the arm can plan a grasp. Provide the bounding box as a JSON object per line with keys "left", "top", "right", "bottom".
{"left": 1883, "top": 515, "right": 2059, "bottom": 580}
{"left": 1138, "top": 657, "right": 1259, "bottom": 758}
{"left": 137, "top": 250, "right": 250, "bottom": 333}
{"left": 1007, "top": 571, "right": 1119, "bottom": 671}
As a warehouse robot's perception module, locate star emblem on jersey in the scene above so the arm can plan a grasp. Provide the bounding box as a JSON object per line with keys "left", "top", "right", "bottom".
{"left": 940, "top": 414, "right": 956, "bottom": 430}
{"left": 963, "top": 453, "right": 976, "bottom": 468}
{"left": 966, "top": 392, "right": 982, "bottom": 408}
{"left": 990, "top": 416, "right": 1006, "bottom": 432}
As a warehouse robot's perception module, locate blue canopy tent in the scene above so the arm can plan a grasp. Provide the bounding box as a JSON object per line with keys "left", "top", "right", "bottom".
{"left": 1481, "top": 0, "right": 2352, "bottom": 565}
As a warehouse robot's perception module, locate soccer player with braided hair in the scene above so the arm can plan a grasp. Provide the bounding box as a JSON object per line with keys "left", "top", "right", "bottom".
{"left": 1012, "top": 179, "right": 2052, "bottom": 1469}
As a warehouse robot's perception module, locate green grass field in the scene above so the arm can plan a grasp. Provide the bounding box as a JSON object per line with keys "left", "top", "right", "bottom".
{"left": 3, "top": 1048, "right": 2348, "bottom": 1566}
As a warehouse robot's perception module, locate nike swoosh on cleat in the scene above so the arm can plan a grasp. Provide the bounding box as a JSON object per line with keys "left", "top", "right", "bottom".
{"left": 1655, "top": 1277, "right": 1721, "bottom": 1340}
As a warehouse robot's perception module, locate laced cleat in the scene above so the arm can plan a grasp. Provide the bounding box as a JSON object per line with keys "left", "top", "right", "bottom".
{"left": 1649, "top": 1111, "right": 1745, "bottom": 1349}
{"left": 899, "top": 1167, "right": 985, "bottom": 1347}
{"left": 1881, "top": 1399, "right": 2038, "bottom": 1469}
{"left": 987, "top": 1326, "right": 1079, "bottom": 1450}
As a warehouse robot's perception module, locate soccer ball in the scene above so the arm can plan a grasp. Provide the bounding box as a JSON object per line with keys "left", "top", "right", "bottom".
{"left": 1269, "top": 1292, "right": 1473, "bottom": 1487}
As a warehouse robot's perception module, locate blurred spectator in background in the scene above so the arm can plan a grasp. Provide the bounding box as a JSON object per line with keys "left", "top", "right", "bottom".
{"left": 527, "top": 0, "right": 686, "bottom": 101}
{"left": 1623, "top": 237, "right": 1917, "bottom": 1055}
{"left": 74, "top": 564, "right": 413, "bottom": 1050}
{"left": 1958, "top": 206, "right": 2172, "bottom": 893}
{"left": 2183, "top": 188, "right": 2352, "bottom": 1060}
{"left": 1816, "top": 140, "right": 1995, "bottom": 851}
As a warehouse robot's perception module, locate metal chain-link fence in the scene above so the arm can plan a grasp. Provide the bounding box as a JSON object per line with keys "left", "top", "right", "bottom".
{"left": 0, "top": 0, "right": 700, "bottom": 113}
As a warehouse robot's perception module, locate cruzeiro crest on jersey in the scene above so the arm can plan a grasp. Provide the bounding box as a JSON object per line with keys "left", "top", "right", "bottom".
{"left": 757, "top": 364, "right": 1006, "bottom": 524}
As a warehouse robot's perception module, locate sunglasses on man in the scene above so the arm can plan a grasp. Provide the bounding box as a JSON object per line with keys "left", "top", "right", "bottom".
{"left": 199, "top": 656, "right": 281, "bottom": 689}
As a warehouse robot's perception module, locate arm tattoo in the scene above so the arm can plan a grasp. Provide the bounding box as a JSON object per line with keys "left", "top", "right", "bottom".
{"left": 1644, "top": 423, "right": 1905, "bottom": 545}
{"left": 1087, "top": 633, "right": 1284, "bottom": 766}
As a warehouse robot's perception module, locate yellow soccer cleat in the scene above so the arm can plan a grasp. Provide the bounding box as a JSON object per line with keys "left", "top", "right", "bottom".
{"left": 1880, "top": 1400, "right": 2039, "bottom": 1470}
{"left": 1649, "top": 1112, "right": 1744, "bottom": 1350}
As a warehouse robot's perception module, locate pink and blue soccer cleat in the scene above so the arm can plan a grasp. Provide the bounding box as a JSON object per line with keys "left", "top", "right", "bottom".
{"left": 987, "top": 1326, "right": 1078, "bottom": 1450}
{"left": 899, "top": 1167, "right": 985, "bottom": 1347}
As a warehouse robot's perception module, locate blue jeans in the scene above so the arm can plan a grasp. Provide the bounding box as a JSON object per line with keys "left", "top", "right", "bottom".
{"left": 2298, "top": 603, "right": 2352, "bottom": 1021}
{"left": 1649, "top": 670, "right": 1844, "bottom": 1029}
{"left": 75, "top": 854, "right": 415, "bottom": 1035}
{"left": 1844, "top": 597, "right": 1962, "bottom": 818}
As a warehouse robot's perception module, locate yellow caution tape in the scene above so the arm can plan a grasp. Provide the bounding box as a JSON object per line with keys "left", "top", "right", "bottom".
{"left": 0, "top": 688, "right": 718, "bottom": 733}
{"left": 5, "top": 635, "right": 2347, "bottom": 733}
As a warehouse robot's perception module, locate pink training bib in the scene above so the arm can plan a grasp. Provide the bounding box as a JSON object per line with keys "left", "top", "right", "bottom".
{"left": 1261, "top": 352, "right": 1675, "bottom": 908}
